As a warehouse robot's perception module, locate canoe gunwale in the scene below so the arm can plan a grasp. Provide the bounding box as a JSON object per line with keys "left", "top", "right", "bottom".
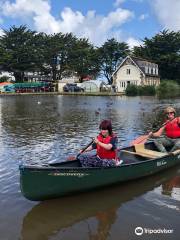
{"left": 19, "top": 154, "right": 173, "bottom": 172}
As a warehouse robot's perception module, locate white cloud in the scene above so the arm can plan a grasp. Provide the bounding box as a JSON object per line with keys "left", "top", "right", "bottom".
{"left": 114, "top": 0, "right": 126, "bottom": 7}
{"left": 126, "top": 37, "right": 142, "bottom": 48}
{"left": 2, "top": 0, "right": 50, "bottom": 17}
{"left": 139, "top": 13, "right": 149, "bottom": 21}
{"left": 0, "top": 28, "right": 4, "bottom": 36}
{"left": 1, "top": 0, "right": 135, "bottom": 46}
{"left": 151, "top": 0, "right": 180, "bottom": 31}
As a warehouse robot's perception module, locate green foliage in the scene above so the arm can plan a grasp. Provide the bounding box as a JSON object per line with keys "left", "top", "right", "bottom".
{"left": 156, "top": 80, "right": 180, "bottom": 98}
{"left": 0, "top": 26, "right": 101, "bottom": 82}
{"left": 98, "top": 38, "right": 130, "bottom": 84}
{"left": 125, "top": 84, "right": 138, "bottom": 96}
{"left": 125, "top": 84, "right": 156, "bottom": 96}
{"left": 42, "top": 32, "right": 75, "bottom": 80}
{"left": 1, "top": 25, "right": 180, "bottom": 86}
{"left": 0, "top": 25, "right": 44, "bottom": 82}
{"left": 138, "top": 85, "right": 156, "bottom": 96}
{"left": 0, "top": 76, "right": 10, "bottom": 82}
{"left": 68, "top": 38, "right": 100, "bottom": 81}
{"left": 133, "top": 30, "right": 180, "bottom": 82}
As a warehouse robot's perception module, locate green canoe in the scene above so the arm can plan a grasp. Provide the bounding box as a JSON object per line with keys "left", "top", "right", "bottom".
{"left": 22, "top": 167, "right": 179, "bottom": 239}
{"left": 19, "top": 142, "right": 180, "bottom": 201}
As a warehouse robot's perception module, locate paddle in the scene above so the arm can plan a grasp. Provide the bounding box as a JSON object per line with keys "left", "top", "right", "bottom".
{"left": 131, "top": 118, "right": 175, "bottom": 146}
{"left": 67, "top": 139, "right": 94, "bottom": 161}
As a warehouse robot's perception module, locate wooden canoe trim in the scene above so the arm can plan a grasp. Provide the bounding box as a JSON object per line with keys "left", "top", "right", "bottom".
{"left": 171, "top": 149, "right": 180, "bottom": 155}
{"left": 121, "top": 144, "right": 167, "bottom": 159}
{"left": 121, "top": 149, "right": 158, "bottom": 158}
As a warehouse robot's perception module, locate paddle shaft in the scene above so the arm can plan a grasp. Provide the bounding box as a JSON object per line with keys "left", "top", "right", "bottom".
{"left": 132, "top": 117, "right": 176, "bottom": 145}
{"left": 152, "top": 117, "right": 175, "bottom": 133}
{"left": 76, "top": 139, "right": 94, "bottom": 159}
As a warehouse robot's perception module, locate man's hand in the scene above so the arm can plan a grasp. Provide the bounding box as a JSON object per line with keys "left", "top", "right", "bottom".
{"left": 177, "top": 117, "right": 180, "bottom": 126}
{"left": 148, "top": 132, "right": 153, "bottom": 138}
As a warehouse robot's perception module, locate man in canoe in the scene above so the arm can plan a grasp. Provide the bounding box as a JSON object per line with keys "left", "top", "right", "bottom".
{"left": 149, "top": 107, "right": 180, "bottom": 153}
{"left": 78, "top": 120, "right": 121, "bottom": 167}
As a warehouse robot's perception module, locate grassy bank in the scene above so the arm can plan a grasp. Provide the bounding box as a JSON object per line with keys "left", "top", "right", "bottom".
{"left": 0, "top": 91, "right": 124, "bottom": 96}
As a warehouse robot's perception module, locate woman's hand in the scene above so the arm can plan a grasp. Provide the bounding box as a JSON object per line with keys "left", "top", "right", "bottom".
{"left": 93, "top": 137, "right": 99, "bottom": 144}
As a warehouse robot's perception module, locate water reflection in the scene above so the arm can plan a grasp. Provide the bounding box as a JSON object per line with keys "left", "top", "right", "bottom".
{"left": 21, "top": 167, "right": 180, "bottom": 240}
{"left": 162, "top": 175, "right": 180, "bottom": 201}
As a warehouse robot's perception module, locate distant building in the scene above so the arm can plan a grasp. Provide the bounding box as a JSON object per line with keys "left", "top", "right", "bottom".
{"left": 24, "top": 72, "right": 52, "bottom": 82}
{"left": 0, "top": 71, "right": 15, "bottom": 81}
{"left": 112, "top": 55, "right": 160, "bottom": 92}
{"left": 82, "top": 80, "right": 109, "bottom": 92}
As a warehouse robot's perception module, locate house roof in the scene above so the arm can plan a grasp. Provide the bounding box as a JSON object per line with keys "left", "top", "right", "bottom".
{"left": 112, "top": 55, "right": 159, "bottom": 77}
{"left": 131, "top": 56, "right": 158, "bottom": 76}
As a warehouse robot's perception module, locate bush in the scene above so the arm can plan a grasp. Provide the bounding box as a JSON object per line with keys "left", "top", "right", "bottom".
{"left": 125, "top": 84, "right": 156, "bottom": 96}
{"left": 156, "top": 80, "right": 180, "bottom": 98}
{"left": 138, "top": 85, "right": 156, "bottom": 96}
{"left": 125, "top": 84, "right": 138, "bottom": 96}
{"left": 0, "top": 76, "right": 10, "bottom": 83}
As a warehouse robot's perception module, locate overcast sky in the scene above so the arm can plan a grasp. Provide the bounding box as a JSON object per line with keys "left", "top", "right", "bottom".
{"left": 0, "top": 0, "right": 180, "bottom": 48}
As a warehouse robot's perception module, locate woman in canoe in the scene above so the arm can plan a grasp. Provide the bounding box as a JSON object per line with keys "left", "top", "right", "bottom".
{"left": 149, "top": 106, "right": 180, "bottom": 153}
{"left": 78, "top": 120, "right": 122, "bottom": 167}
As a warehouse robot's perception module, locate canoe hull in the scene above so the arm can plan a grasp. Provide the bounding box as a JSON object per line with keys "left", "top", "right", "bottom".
{"left": 19, "top": 152, "right": 180, "bottom": 201}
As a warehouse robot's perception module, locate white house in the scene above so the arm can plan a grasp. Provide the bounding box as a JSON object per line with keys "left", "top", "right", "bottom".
{"left": 112, "top": 56, "right": 160, "bottom": 92}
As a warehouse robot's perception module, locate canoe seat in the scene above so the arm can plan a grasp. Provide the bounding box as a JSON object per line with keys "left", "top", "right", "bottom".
{"left": 134, "top": 144, "right": 167, "bottom": 158}
{"left": 171, "top": 149, "right": 180, "bottom": 155}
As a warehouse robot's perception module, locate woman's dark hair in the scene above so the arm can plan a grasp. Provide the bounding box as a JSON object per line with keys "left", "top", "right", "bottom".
{"left": 99, "top": 120, "right": 113, "bottom": 135}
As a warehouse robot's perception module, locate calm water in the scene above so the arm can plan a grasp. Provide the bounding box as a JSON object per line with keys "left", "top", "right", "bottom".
{"left": 0, "top": 95, "right": 180, "bottom": 240}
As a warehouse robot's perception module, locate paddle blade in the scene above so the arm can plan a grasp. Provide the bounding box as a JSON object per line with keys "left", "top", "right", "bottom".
{"left": 66, "top": 155, "right": 76, "bottom": 161}
{"left": 130, "top": 134, "right": 149, "bottom": 146}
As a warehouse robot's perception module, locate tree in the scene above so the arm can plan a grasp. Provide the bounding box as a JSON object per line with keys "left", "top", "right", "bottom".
{"left": 41, "top": 33, "right": 74, "bottom": 81}
{"left": 98, "top": 38, "right": 130, "bottom": 84}
{"left": 133, "top": 30, "right": 180, "bottom": 82}
{"left": 0, "top": 25, "right": 41, "bottom": 82}
{"left": 44, "top": 34, "right": 100, "bottom": 81}
{"left": 69, "top": 38, "right": 100, "bottom": 81}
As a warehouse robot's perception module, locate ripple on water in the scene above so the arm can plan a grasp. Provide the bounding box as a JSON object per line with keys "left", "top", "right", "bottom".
{"left": 0, "top": 96, "right": 180, "bottom": 239}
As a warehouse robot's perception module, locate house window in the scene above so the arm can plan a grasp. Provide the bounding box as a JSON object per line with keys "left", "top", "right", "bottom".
{"left": 145, "top": 66, "right": 148, "bottom": 74}
{"left": 126, "top": 69, "right": 131, "bottom": 75}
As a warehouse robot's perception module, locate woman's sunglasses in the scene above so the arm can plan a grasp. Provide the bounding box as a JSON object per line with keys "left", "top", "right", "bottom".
{"left": 166, "top": 112, "right": 175, "bottom": 115}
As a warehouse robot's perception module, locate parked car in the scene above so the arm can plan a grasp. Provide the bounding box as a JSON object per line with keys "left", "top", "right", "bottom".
{"left": 63, "top": 83, "right": 84, "bottom": 92}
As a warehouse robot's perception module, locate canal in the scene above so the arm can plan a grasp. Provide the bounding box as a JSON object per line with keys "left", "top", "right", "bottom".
{"left": 0, "top": 95, "right": 180, "bottom": 239}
